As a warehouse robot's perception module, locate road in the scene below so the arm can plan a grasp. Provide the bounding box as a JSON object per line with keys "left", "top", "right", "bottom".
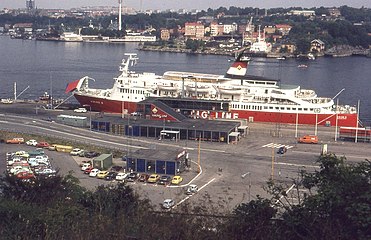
{"left": 1, "top": 103, "right": 370, "bottom": 211}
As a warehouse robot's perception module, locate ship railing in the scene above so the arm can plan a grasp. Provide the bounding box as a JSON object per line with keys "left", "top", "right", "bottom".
{"left": 296, "top": 90, "right": 316, "bottom": 98}
{"left": 302, "top": 97, "right": 332, "bottom": 104}
{"left": 337, "top": 105, "right": 357, "bottom": 114}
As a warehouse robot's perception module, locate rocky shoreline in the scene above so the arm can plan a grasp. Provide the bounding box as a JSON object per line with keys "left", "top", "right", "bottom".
{"left": 138, "top": 44, "right": 370, "bottom": 58}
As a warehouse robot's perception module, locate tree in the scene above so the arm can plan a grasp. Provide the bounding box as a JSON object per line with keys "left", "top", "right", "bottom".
{"left": 222, "top": 197, "right": 277, "bottom": 240}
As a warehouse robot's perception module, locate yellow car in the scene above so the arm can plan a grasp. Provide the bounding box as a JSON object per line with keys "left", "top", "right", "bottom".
{"left": 171, "top": 175, "right": 183, "bottom": 185}
{"left": 147, "top": 174, "right": 160, "bottom": 183}
{"left": 97, "top": 171, "right": 109, "bottom": 179}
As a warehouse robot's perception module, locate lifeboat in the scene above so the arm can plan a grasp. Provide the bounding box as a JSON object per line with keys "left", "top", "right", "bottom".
{"left": 217, "top": 86, "right": 244, "bottom": 95}
{"left": 157, "top": 84, "right": 178, "bottom": 91}
{"left": 186, "top": 85, "right": 211, "bottom": 93}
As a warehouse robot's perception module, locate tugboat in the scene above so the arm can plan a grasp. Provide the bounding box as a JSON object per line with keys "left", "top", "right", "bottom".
{"left": 39, "top": 92, "right": 50, "bottom": 102}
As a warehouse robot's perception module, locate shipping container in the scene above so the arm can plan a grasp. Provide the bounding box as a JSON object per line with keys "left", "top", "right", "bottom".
{"left": 57, "top": 115, "right": 88, "bottom": 128}
{"left": 93, "top": 154, "right": 113, "bottom": 170}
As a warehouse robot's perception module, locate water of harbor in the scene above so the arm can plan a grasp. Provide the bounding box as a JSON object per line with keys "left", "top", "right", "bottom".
{"left": 0, "top": 36, "right": 370, "bottom": 125}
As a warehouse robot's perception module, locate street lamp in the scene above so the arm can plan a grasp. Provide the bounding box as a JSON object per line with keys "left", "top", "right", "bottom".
{"left": 83, "top": 104, "right": 92, "bottom": 131}
{"left": 241, "top": 172, "right": 251, "bottom": 202}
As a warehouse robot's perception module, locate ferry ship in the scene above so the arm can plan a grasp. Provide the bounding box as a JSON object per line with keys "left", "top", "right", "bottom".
{"left": 65, "top": 52, "right": 358, "bottom": 127}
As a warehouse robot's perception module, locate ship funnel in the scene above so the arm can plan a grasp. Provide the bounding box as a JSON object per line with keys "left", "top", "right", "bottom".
{"left": 225, "top": 50, "right": 248, "bottom": 78}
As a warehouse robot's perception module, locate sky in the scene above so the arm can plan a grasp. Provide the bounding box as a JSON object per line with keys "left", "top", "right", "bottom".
{"left": 1, "top": 0, "right": 370, "bottom": 10}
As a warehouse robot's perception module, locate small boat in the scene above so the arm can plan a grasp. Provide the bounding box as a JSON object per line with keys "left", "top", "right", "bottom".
{"left": 39, "top": 92, "right": 50, "bottom": 101}
{"left": 307, "top": 53, "right": 315, "bottom": 60}
{"left": 157, "top": 85, "right": 178, "bottom": 91}
{"left": 276, "top": 56, "right": 286, "bottom": 60}
{"left": 186, "top": 85, "right": 212, "bottom": 93}
{"left": 240, "top": 56, "right": 251, "bottom": 62}
{"left": 298, "top": 64, "right": 308, "bottom": 68}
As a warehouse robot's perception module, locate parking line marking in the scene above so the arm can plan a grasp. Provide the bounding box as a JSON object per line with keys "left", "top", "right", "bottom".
{"left": 174, "top": 177, "right": 216, "bottom": 208}
{"left": 262, "top": 142, "right": 294, "bottom": 149}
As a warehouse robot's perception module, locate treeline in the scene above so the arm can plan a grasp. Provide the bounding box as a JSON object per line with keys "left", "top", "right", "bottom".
{"left": 0, "top": 155, "right": 370, "bottom": 239}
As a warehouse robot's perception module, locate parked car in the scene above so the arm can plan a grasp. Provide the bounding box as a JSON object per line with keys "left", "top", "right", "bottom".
{"left": 147, "top": 174, "right": 160, "bottom": 183}
{"left": 105, "top": 172, "right": 118, "bottom": 181}
{"left": 36, "top": 142, "right": 50, "bottom": 148}
{"left": 6, "top": 138, "right": 24, "bottom": 144}
{"left": 70, "top": 148, "right": 84, "bottom": 156}
{"left": 126, "top": 172, "right": 139, "bottom": 182}
{"left": 186, "top": 184, "right": 198, "bottom": 195}
{"left": 162, "top": 199, "right": 175, "bottom": 209}
{"left": 89, "top": 168, "right": 100, "bottom": 177}
{"left": 110, "top": 165, "right": 123, "bottom": 172}
{"left": 158, "top": 175, "right": 172, "bottom": 185}
{"left": 37, "top": 168, "right": 56, "bottom": 177}
{"left": 81, "top": 163, "right": 92, "bottom": 171}
{"left": 14, "top": 151, "right": 29, "bottom": 158}
{"left": 48, "top": 144, "right": 57, "bottom": 151}
{"left": 16, "top": 171, "right": 35, "bottom": 180}
{"left": 78, "top": 150, "right": 85, "bottom": 157}
{"left": 171, "top": 176, "right": 183, "bottom": 185}
{"left": 298, "top": 135, "right": 318, "bottom": 144}
{"left": 74, "top": 107, "right": 87, "bottom": 113}
{"left": 84, "top": 167, "right": 94, "bottom": 174}
{"left": 138, "top": 173, "right": 149, "bottom": 182}
{"left": 26, "top": 139, "right": 38, "bottom": 146}
{"left": 97, "top": 171, "right": 109, "bottom": 179}
{"left": 84, "top": 151, "right": 100, "bottom": 158}
{"left": 115, "top": 172, "right": 128, "bottom": 181}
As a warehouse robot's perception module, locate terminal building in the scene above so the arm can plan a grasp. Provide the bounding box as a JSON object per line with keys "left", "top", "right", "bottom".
{"left": 125, "top": 149, "right": 189, "bottom": 175}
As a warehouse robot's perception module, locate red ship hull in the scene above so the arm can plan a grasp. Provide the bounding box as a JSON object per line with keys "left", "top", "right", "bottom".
{"left": 230, "top": 109, "right": 358, "bottom": 127}
{"left": 74, "top": 94, "right": 138, "bottom": 114}
{"left": 74, "top": 93, "right": 358, "bottom": 127}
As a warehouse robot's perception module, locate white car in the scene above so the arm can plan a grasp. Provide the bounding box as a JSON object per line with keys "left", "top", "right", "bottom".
{"left": 81, "top": 163, "right": 92, "bottom": 171}
{"left": 115, "top": 172, "right": 128, "bottom": 181}
{"left": 89, "top": 168, "right": 100, "bottom": 177}
{"left": 26, "top": 139, "right": 38, "bottom": 146}
{"left": 162, "top": 199, "right": 175, "bottom": 209}
{"left": 70, "top": 148, "right": 84, "bottom": 156}
{"left": 74, "top": 108, "right": 87, "bottom": 113}
{"left": 186, "top": 184, "right": 199, "bottom": 195}
{"left": 37, "top": 168, "right": 56, "bottom": 176}
{"left": 29, "top": 155, "right": 48, "bottom": 162}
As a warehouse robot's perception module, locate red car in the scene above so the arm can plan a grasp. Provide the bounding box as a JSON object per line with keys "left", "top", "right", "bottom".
{"left": 138, "top": 173, "right": 150, "bottom": 182}
{"left": 36, "top": 142, "right": 50, "bottom": 148}
{"left": 16, "top": 171, "right": 35, "bottom": 179}
{"left": 84, "top": 167, "right": 94, "bottom": 174}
